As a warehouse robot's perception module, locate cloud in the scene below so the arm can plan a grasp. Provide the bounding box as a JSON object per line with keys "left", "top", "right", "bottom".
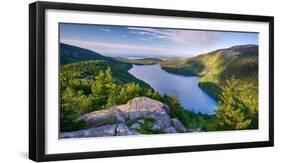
{"left": 128, "top": 27, "right": 170, "bottom": 36}
{"left": 61, "top": 39, "right": 164, "bottom": 52}
{"left": 167, "top": 30, "right": 218, "bottom": 46}
{"left": 130, "top": 31, "right": 152, "bottom": 35}
{"left": 128, "top": 27, "right": 218, "bottom": 46}
{"left": 100, "top": 29, "right": 111, "bottom": 32}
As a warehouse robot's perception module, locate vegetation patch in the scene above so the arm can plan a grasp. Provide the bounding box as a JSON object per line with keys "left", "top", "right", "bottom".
{"left": 116, "top": 57, "right": 164, "bottom": 65}
{"left": 125, "top": 118, "right": 143, "bottom": 128}
{"left": 138, "top": 118, "right": 163, "bottom": 134}
{"left": 198, "top": 82, "right": 222, "bottom": 100}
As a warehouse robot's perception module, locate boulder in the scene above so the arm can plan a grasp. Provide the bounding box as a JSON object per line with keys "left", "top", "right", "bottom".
{"left": 115, "top": 123, "right": 130, "bottom": 136}
{"left": 62, "top": 97, "right": 182, "bottom": 138}
{"left": 80, "top": 97, "right": 171, "bottom": 130}
{"left": 188, "top": 128, "right": 203, "bottom": 132}
{"left": 60, "top": 124, "right": 117, "bottom": 138}
{"left": 115, "top": 112, "right": 125, "bottom": 123}
{"left": 151, "top": 124, "right": 161, "bottom": 131}
{"left": 137, "top": 119, "right": 145, "bottom": 124}
{"left": 171, "top": 118, "right": 187, "bottom": 132}
{"left": 130, "top": 123, "right": 141, "bottom": 130}
{"left": 163, "top": 127, "right": 177, "bottom": 133}
{"left": 60, "top": 123, "right": 140, "bottom": 138}
{"left": 127, "top": 130, "right": 139, "bottom": 135}
{"left": 116, "top": 97, "right": 171, "bottom": 129}
{"left": 79, "top": 109, "right": 121, "bottom": 128}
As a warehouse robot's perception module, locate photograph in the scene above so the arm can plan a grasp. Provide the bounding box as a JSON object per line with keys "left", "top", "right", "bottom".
{"left": 28, "top": 1, "right": 274, "bottom": 161}
{"left": 59, "top": 23, "right": 259, "bottom": 139}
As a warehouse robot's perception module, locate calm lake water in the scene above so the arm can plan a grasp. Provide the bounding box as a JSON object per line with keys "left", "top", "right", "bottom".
{"left": 128, "top": 64, "right": 218, "bottom": 114}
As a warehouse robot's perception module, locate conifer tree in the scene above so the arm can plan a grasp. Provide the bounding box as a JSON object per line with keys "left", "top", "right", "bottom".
{"left": 91, "top": 70, "right": 108, "bottom": 108}
{"left": 91, "top": 67, "right": 118, "bottom": 109}
{"left": 168, "top": 92, "right": 181, "bottom": 117}
{"left": 60, "top": 87, "right": 86, "bottom": 132}
{"left": 216, "top": 77, "right": 251, "bottom": 130}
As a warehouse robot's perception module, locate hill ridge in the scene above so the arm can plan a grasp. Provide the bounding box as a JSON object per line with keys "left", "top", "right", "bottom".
{"left": 60, "top": 43, "right": 113, "bottom": 64}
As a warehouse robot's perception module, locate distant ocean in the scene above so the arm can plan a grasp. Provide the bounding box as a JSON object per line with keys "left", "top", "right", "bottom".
{"left": 123, "top": 56, "right": 183, "bottom": 61}
{"left": 124, "top": 56, "right": 148, "bottom": 59}
{"left": 104, "top": 54, "right": 184, "bottom": 60}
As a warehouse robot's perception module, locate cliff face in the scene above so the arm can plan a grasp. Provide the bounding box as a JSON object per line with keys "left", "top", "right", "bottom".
{"left": 60, "top": 97, "right": 187, "bottom": 138}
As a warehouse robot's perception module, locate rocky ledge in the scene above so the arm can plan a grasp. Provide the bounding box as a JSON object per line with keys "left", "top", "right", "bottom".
{"left": 60, "top": 97, "right": 187, "bottom": 138}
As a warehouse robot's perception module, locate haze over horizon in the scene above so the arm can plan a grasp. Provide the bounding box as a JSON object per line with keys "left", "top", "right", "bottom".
{"left": 60, "top": 23, "right": 258, "bottom": 58}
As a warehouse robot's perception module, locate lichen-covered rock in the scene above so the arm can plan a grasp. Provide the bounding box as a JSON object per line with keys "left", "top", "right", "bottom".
{"left": 151, "top": 124, "right": 161, "bottom": 131}
{"left": 115, "top": 123, "right": 130, "bottom": 136}
{"left": 127, "top": 130, "right": 139, "bottom": 135}
{"left": 163, "top": 127, "right": 177, "bottom": 133}
{"left": 130, "top": 123, "right": 141, "bottom": 130}
{"left": 187, "top": 128, "right": 203, "bottom": 132}
{"left": 79, "top": 109, "right": 121, "bottom": 128}
{"left": 59, "top": 124, "right": 117, "bottom": 138}
{"left": 137, "top": 119, "right": 145, "bottom": 124}
{"left": 59, "top": 123, "right": 139, "bottom": 138}
{"left": 80, "top": 97, "right": 171, "bottom": 130}
{"left": 171, "top": 118, "right": 187, "bottom": 132}
{"left": 115, "top": 112, "right": 125, "bottom": 123}
{"left": 62, "top": 97, "right": 188, "bottom": 138}
{"left": 117, "top": 97, "right": 171, "bottom": 129}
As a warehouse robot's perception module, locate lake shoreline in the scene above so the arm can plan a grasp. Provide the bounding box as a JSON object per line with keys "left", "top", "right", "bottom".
{"left": 128, "top": 64, "right": 218, "bottom": 115}
{"left": 159, "top": 65, "right": 220, "bottom": 101}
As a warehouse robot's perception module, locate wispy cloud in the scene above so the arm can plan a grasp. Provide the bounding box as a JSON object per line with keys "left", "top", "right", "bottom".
{"left": 60, "top": 23, "right": 258, "bottom": 57}
{"left": 168, "top": 30, "right": 218, "bottom": 45}
{"left": 128, "top": 27, "right": 218, "bottom": 45}
{"left": 128, "top": 27, "right": 170, "bottom": 36}
{"left": 61, "top": 39, "right": 165, "bottom": 52}
{"left": 100, "top": 29, "right": 111, "bottom": 32}
{"left": 130, "top": 31, "right": 152, "bottom": 35}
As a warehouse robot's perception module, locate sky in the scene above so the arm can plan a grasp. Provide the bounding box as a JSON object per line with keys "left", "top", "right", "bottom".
{"left": 60, "top": 23, "right": 258, "bottom": 58}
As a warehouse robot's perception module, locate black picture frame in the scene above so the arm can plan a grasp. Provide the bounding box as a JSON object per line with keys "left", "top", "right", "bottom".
{"left": 29, "top": 1, "right": 274, "bottom": 162}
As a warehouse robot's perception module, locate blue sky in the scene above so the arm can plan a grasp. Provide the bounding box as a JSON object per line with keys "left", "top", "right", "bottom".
{"left": 60, "top": 23, "right": 258, "bottom": 58}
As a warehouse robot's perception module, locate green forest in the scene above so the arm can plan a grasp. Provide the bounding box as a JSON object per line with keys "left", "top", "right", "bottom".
{"left": 60, "top": 43, "right": 258, "bottom": 133}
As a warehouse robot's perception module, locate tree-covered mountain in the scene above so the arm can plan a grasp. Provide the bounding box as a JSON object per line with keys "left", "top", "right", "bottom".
{"left": 59, "top": 43, "right": 153, "bottom": 88}
{"left": 60, "top": 43, "right": 113, "bottom": 64}
{"left": 160, "top": 45, "right": 258, "bottom": 94}
{"left": 161, "top": 44, "right": 258, "bottom": 79}
{"left": 161, "top": 45, "right": 258, "bottom": 129}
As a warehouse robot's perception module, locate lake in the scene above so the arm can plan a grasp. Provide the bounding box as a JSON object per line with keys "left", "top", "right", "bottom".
{"left": 128, "top": 64, "right": 218, "bottom": 114}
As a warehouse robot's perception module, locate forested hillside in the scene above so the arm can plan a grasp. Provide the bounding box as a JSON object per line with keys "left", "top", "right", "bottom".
{"left": 60, "top": 43, "right": 114, "bottom": 64}
{"left": 161, "top": 45, "right": 259, "bottom": 129}
{"left": 115, "top": 57, "right": 163, "bottom": 65}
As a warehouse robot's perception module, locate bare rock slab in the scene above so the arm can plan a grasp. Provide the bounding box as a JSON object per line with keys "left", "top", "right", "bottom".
{"left": 171, "top": 118, "right": 187, "bottom": 132}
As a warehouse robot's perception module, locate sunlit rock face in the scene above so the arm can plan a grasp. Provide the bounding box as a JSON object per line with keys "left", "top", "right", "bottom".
{"left": 60, "top": 97, "right": 187, "bottom": 138}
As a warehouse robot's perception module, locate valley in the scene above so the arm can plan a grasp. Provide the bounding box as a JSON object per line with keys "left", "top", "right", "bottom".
{"left": 59, "top": 43, "right": 258, "bottom": 137}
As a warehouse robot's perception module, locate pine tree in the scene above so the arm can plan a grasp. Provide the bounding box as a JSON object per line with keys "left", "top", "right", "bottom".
{"left": 60, "top": 87, "right": 86, "bottom": 132}
{"left": 168, "top": 92, "right": 181, "bottom": 118}
{"left": 215, "top": 77, "right": 252, "bottom": 130}
{"left": 91, "top": 67, "right": 118, "bottom": 109}
{"left": 91, "top": 70, "right": 108, "bottom": 108}
{"left": 117, "top": 82, "right": 142, "bottom": 104}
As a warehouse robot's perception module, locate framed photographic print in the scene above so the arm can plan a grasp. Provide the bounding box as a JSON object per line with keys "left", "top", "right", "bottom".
{"left": 29, "top": 1, "right": 274, "bottom": 162}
